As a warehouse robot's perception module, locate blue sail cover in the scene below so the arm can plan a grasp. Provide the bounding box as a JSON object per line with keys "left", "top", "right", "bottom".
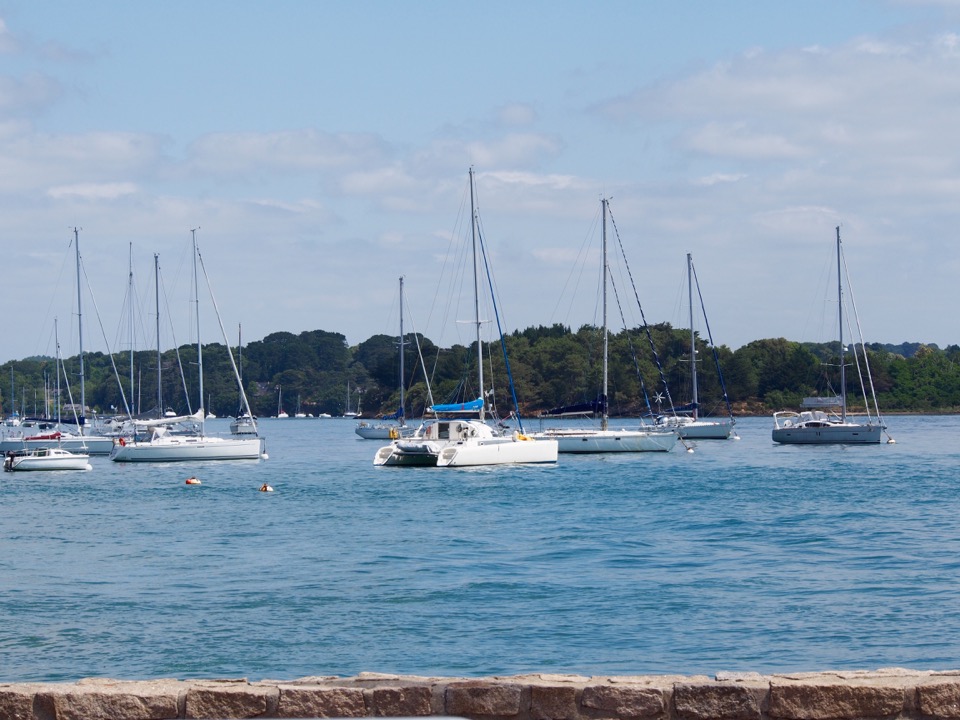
{"left": 382, "top": 406, "right": 404, "bottom": 421}
{"left": 542, "top": 396, "right": 607, "bottom": 417}
{"left": 429, "top": 397, "right": 484, "bottom": 414}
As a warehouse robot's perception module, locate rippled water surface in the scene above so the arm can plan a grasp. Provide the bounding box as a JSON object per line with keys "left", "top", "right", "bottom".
{"left": 1, "top": 415, "right": 958, "bottom": 682}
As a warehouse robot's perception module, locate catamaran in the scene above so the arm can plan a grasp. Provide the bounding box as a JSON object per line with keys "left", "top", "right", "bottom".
{"left": 374, "top": 169, "right": 557, "bottom": 467}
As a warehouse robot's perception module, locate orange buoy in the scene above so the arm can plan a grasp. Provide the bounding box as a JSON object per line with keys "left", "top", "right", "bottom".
{"left": 185, "top": 477, "right": 201, "bottom": 485}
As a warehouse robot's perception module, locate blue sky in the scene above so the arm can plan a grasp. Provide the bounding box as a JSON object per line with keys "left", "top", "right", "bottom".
{"left": 1, "top": 1, "right": 958, "bottom": 364}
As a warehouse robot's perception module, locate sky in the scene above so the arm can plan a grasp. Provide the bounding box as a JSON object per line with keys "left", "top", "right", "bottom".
{"left": 1, "top": 0, "right": 959, "bottom": 364}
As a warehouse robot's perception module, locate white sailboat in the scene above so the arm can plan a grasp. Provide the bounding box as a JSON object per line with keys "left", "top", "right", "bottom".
{"left": 357, "top": 276, "right": 416, "bottom": 440}
{"left": 374, "top": 169, "right": 557, "bottom": 467}
{"left": 529, "top": 198, "right": 677, "bottom": 454}
{"left": 772, "top": 226, "right": 892, "bottom": 445}
{"left": 230, "top": 324, "right": 257, "bottom": 434}
{"left": 276, "top": 386, "right": 289, "bottom": 418}
{"left": 342, "top": 381, "right": 360, "bottom": 418}
{"left": 294, "top": 395, "right": 307, "bottom": 418}
{"left": 657, "top": 253, "right": 736, "bottom": 440}
{"left": 0, "top": 229, "right": 114, "bottom": 455}
{"left": 111, "top": 229, "right": 267, "bottom": 462}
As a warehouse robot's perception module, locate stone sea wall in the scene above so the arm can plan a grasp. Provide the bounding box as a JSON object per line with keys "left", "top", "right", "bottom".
{"left": 5, "top": 669, "right": 960, "bottom": 720}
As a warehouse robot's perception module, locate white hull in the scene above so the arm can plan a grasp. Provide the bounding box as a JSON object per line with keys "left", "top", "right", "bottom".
{"left": 110, "top": 435, "right": 265, "bottom": 462}
{"left": 772, "top": 423, "right": 882, "bottom": 444}
{"left": 676, "top": 419, "right": 734, "bottom": 440}
{"left": 532, "top": 428, "right": 677, "bottom": 453}
{"left": 375, "top": 419, "right": 557, "bottom": 467}
{"left": 771, "top": 229, "right": 889, "bottom": 447}
{"left": 436, "top": 436, "right": 558, "bottom": 467}
{"left": 4, "top": 448, "right": 92, "bottom": 471}
{"left": 230, "top": 416, "right": 258, "bottom": 435}
{"left": 0, "top": 435, "right": 114, "bottom": 455}
{"left": 773, "top": 410, "right": 883, "bottom": 444}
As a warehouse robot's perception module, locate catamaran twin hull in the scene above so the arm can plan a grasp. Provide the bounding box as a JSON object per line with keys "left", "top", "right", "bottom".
{"left": 374, "top": 441, "right": 439, "bottom": 466}
{"left": 375, "top": 438, "right": 558, "bottom": 467}
{"left": 435, "top": 437, "right": 558, "bottom": 467}
{"left": 110, "top": 436, "right": 265, "bottom": 462}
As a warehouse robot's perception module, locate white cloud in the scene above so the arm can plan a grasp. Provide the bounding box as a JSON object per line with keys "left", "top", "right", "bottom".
{"left": 0, "top": 18, "right": 18, "bottom": 54}
{"left": 0, "top": 72, "right": 61, "bottom": 115}
{"left": 0, "top": 128, "right": 164, "bottom": 193}
{"left": 5, "top": 11, "right": 960, "bottom": 359}
{"left": 186, "top": 130, "right": 391, "bottom": 177}
{"left": 497, "top": 103, "right": 537, "bottom": 127}
{"left": 47, "top": 182, "right": 137, "bottom": 200}
{"left": 685, "top": 122, "right": 807, "bottom": 160}
{"left": 465, "top": 133, "right": 562, "bottom": 168}
{"left": 340, "top": 166, "right": 417, "bottom": 195}
{"left": 693, "top": 173, "right": 747, "bottom": 186}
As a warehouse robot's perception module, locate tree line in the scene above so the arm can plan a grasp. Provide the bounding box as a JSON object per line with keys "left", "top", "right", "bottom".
{"left": 2, "top": 324, "right": 957, "bottom": 422}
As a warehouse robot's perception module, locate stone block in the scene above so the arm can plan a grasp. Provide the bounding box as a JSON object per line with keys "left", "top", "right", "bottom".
{"left": 917, "top": 680, "right": 960, "bottom": 719}
{"left": 0, "top": 688, "right": 37, "bottom": 720}
{"left": 446, "top": 681, "right": 523, "bottom": 717}
{"left": 371, "top": 685, "right": 434, "bottom": 716}
{"left": 674, "top": 683, "right": 762, "bottom": 720}
{"left": 530, "top": 684, "right": 578, "bottom": 720}
{"left": 769, "top": 681, "right": 905, "bottom": 720}
{"left": 185, "top": 683, "right": 276, "bottom": 719}
{"left": 278, "top": 685, "right": 368, "bottom": 718}
{"left": 580, "top": 684, "right": 665, "bottom": 719}
{"left": 38, "top": 685, "right": 180, "bottom": 720}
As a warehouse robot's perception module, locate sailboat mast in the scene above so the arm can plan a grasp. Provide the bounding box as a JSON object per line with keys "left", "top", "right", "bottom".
{"left": 128, "top": 242, "right": 135, "bottom": 414}
{"left": 237, "top": 323, "right": 243, "bottom": 414}
{"left": 155, "top": 253, "right": 162, "bottom": 417}
{"left": 55, "top": 318, "right": 61, "bottom": 424}
{"left": 399, "top": 275, "right": 406, "bottom": 424}
{"left": 469, "top": 167, "right": 485, "bottom": 421}
{"left": 74, "top": 228, "right": 85, "bottom": 433}
{"left": 688, "top": 252, "right": 699, "bottom": 421}
{"left": 192, "top": 228, "right": 204, "bottom": 433}
{"left": 837, "top": 226, "right": 846, "bottom": 422}
{"left": 601, "top": 198, "right": 609, "bottom": 431}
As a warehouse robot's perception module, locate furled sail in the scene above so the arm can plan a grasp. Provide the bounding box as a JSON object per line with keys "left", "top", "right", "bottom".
{"left": 382, "top": 406, "right": 404, "bottom": 421}
{"left": 429, "top": 397, "right": 484, "bottom": 414}
{"left": 541, "top": 396, "right": 607, "bottom": 417}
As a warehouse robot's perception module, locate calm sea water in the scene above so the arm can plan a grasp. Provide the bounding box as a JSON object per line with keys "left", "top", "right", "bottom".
{"left": 1, "top": 414, "right": 959, "bottom": 682}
